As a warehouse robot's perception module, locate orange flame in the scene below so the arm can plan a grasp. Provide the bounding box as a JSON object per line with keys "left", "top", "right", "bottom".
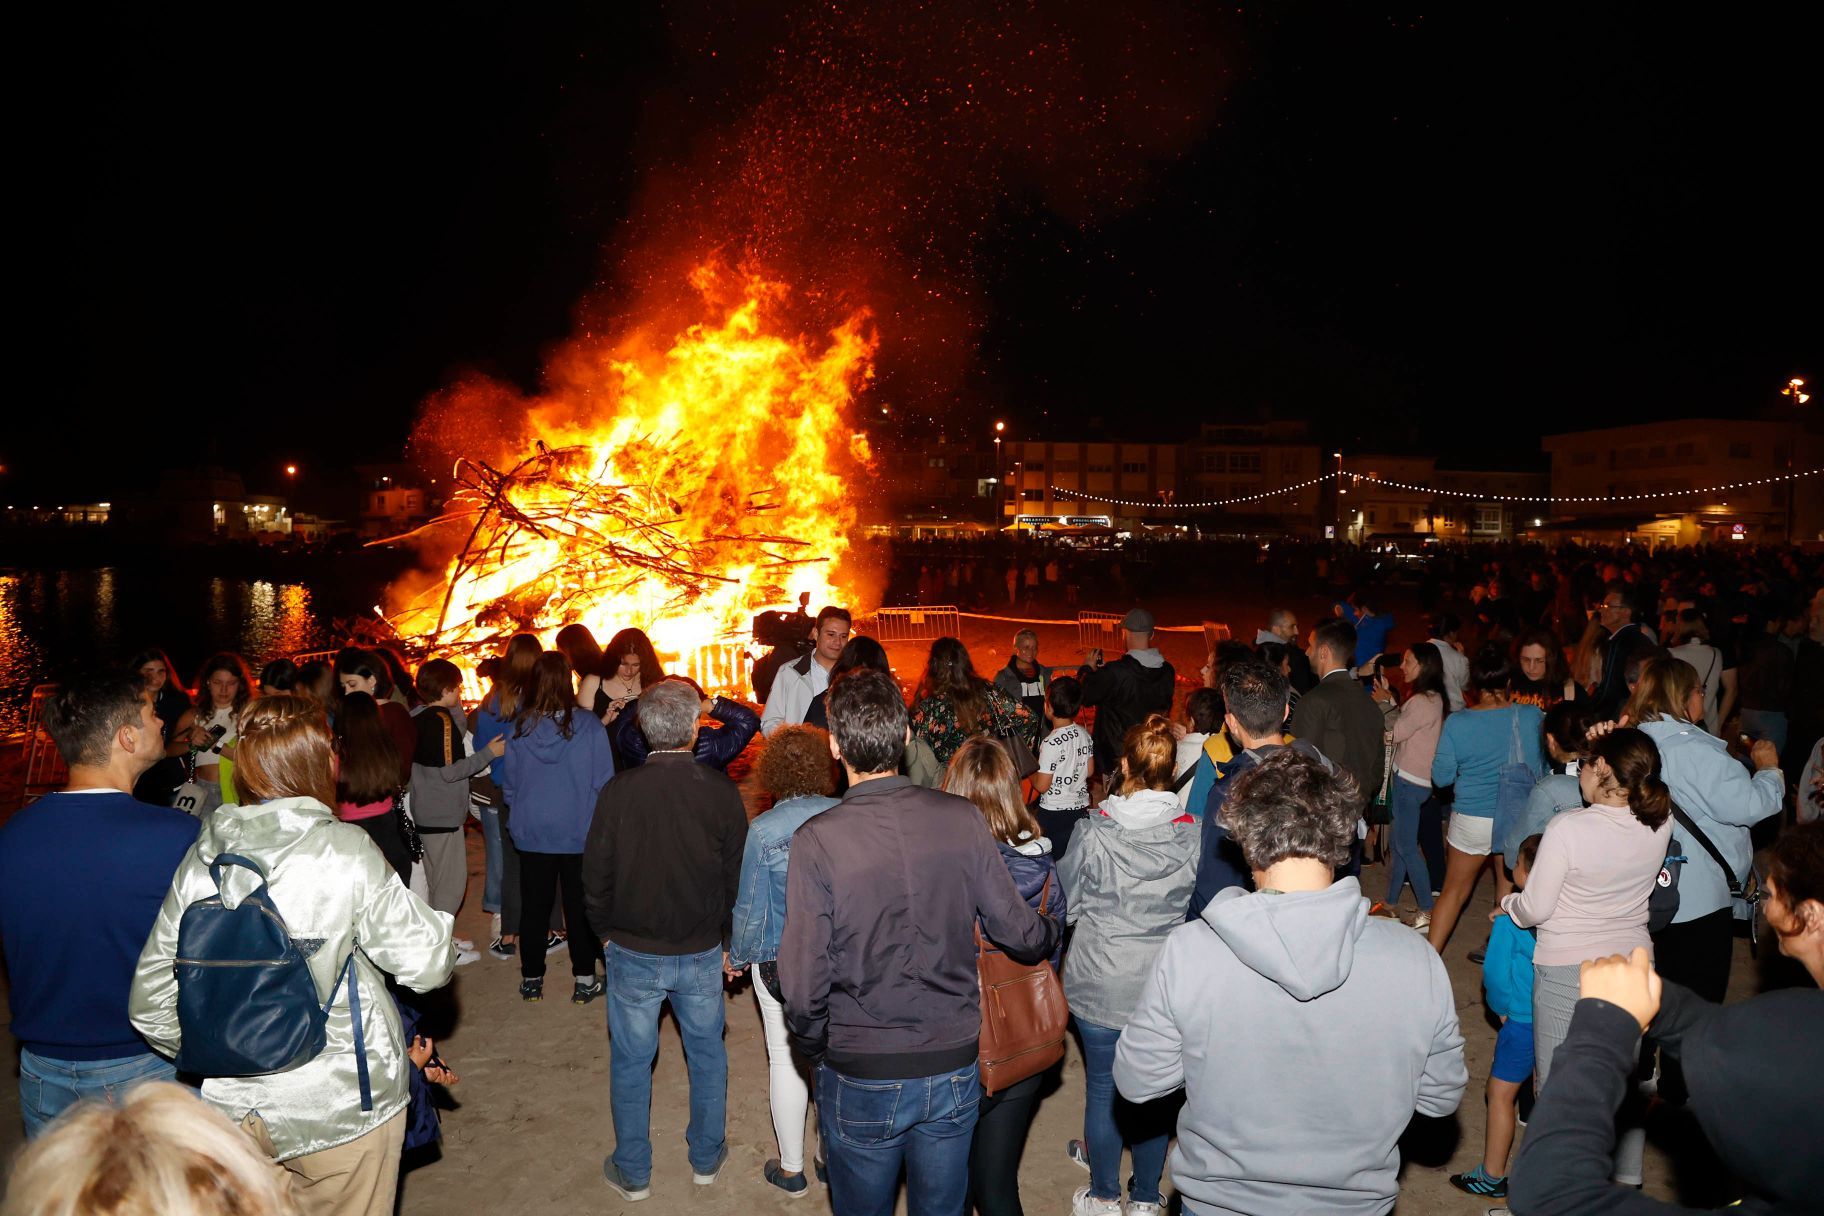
{"left": 387, "top": 266, "right": 876, "bottom": 689}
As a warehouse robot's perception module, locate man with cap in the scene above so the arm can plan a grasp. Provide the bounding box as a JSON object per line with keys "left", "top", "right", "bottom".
{"left": 1078, "top": 607, "right": 1177, "bottom": 777}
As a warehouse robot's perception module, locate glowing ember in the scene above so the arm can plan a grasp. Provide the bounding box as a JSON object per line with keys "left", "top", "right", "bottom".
{"left": 384, "top": 265, "right": 876, "bottom": 690}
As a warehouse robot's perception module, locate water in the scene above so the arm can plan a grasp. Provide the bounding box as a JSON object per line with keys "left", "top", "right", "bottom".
{"left": 0, "top": 568, "right": 357, "bottom": 735}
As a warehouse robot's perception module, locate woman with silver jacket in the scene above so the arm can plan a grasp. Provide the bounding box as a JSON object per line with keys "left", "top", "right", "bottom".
{"left": 131, "top": 694, "right": 456, "bottom": 1216}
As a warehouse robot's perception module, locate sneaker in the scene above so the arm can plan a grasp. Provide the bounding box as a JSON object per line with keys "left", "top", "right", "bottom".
{"left": 546, "top": 930, "right": 568, "bottom": 956}
{"left": 692, "top": 1144, "right": 729, "bottom": 1185}
{"left": 1070, "top": 1187, "right": 1123, "bottom": 1216}
{"left": 487, "top": 937, "right": 516, "bottom": 960}
{"left": 1066, "top": 1139, "right": 1091, "bottom": 1173}
{"left": 602, "top": 1160, "right": 650, "bottom": 1201}
{"left": 519, "top": 977, "right": 544, "bottom": 1002}
{"left": 572, "top": 977, "right": 604, "bottom": 1004}
{"left": 453, "top": 947, "right": 481, "bottom": 967}
{"left": 763, "top": 1159, "right": 809, "bottom": 1196}
{"left": 1408, "top": 911, "right": 1432, "bottom": 932}
{"left": 453, "top": 936, "right": 475, "bottom": 952}
{"left": 1449, "top": 1166, "right": 1507, "bottom": 1199}
{"left": 1468, "top": 949, "right": 1487, "bottom": 965}
{"left": 813, "top": 1156, "right": 827, "bottom": 1183}
{"left": 1129, "top": 1204, "right": 1163, "bottom": 1216}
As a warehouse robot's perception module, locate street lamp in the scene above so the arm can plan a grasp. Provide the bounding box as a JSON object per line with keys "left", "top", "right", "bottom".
{"left": 285, "top": 464, "right": 298, "bottom": 478}
{"left": 993, "top": 422, "right": 1005, "bottom": 525}
{"left": 1783, "top": 377, "right": 1810, "bottom": 542}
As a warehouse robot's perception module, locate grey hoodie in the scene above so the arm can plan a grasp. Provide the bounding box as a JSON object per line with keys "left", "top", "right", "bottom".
{"left": 1114, "top": 879, "right": 1466, "bottom": 1216}
{"left": 1057, "top": 789, "right": 1199, "bottom": 1028}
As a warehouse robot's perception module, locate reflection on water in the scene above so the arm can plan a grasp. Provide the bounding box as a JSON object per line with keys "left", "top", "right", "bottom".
{"left": 0, "top": 569, "right": 337, "bottom": 736}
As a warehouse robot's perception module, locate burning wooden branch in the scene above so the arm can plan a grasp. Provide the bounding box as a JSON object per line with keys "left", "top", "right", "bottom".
{"left": 373, "top": 442, "right": 827, "bottom": 662}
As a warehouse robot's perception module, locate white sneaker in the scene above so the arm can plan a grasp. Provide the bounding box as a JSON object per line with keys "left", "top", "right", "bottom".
{"left": 1070, "top": 1187, "right": 1123, "bottom": 1216}
{"left": 1408, "top": 912, "right": 1432, "bottom": 932}
{"left": 453, "top": 937, "right": 475, "bottom": 952}
{"left": 453, "top": 947, "right": 481, "bottom": 967}
{"left": 1128, "top": 1204, "right": 1163, "bottom": 1216}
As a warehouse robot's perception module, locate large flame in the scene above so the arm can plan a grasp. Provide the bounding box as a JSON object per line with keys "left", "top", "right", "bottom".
{"left": 386, "top": 266, "right": 876, "bottom": 693}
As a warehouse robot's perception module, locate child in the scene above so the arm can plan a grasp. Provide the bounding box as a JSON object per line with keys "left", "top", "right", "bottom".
{"left": 1451, "top": 832, "right": 1541, "bottom": 1202}
{"left": 411, "top": 658, "right": 505, "bottom": 963}
{"left": 1173, "top": 688, "right": 1223, "bottom": 813}
{"left": 1031, "top": 675, "right": 1094, "bottom": 861}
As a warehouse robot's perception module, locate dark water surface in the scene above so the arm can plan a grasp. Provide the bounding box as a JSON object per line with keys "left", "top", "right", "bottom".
{"left": 0, "top": 568, "right": 376, "bottom": 734}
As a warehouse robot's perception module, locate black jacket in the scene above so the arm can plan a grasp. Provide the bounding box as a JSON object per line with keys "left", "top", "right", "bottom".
{"left": 612, "top": 695, "right": 760, "bottom": 771}
{"left": 1078, "top": 653, "right": 1177, "bottom": 773}
{"left": 581, "top": 752, "right": 748, "bottom": 956}
{"left": 1288, "top": 670, "right": 1386, "bottom": 810}
{"left": 781, "top": 776, "right": 1061, "bottom": 1079}
{"left": 1510, "top": 986, "right": 1824, "bottom": 1215}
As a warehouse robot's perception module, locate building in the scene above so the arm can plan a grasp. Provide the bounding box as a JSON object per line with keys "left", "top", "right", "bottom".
{"left": 1344, "top": 456, "right": 1549, "bottom": 543}
{"left": 1185, "top": 423, "right": 1325, "bottom": 535}
{"left": 1001, "top": 440, "right": 1185, "bottom": 531}
{"left": 1542, "top": 419, "right": 1824, "bottom": 545}
{"left": 866, "top": 434, "right": 1000, "bottom": 536}
{"left": 355, "top": 464, "right": 434, "bottom": 539}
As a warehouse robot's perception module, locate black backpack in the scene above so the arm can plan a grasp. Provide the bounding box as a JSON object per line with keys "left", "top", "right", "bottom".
{"left": 173, "top": 853, "right": 371, "bottom": 1109}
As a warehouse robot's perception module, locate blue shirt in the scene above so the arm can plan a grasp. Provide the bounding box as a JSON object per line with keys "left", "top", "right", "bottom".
{"left": 1483, "top": 914, "right": 1536, "bottom": 1023}
{"left": 1432, "top": 704, "right": 1544, "bottom": 817}
{"left": 0, "top": 791, "right": 199, "bottom": 1059}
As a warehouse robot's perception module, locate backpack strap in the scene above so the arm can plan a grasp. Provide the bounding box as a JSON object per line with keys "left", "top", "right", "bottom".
{"left": 1171, "top": 762, "right": 1198, "bottom": 794}
{"left": 323, "top": 950, "right": 374, "bottom": 1113}
{"left": 440, "top": 711, "right": 454, "bottom": 766}
{"left": 1669, "top": 803, "right": 1744, "bottom": 897}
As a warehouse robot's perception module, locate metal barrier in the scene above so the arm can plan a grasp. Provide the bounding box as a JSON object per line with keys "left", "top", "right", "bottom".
{"left": 289, "top": 648, "right": 342, "bottom": 668}
{"left": 1078, "top": 611, "right": 1124, "bottom": 654}
{"left": 682, "top": 643, "right": 754, "bottom": 701}
{"left": 869, "top": 605, "right": 960, "bottom": 643}
{"left": 21, "top": 684, "right": 68, "bottom": 804}
{"left": 1202, "top": 621, "right": 1232, "bottom": 654}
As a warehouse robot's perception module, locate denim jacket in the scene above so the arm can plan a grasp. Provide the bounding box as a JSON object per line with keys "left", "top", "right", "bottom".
{"left": 728, "top": 793, "right": 839, "bottom": 967}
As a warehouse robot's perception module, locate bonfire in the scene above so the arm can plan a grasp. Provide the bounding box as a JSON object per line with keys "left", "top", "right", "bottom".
{"left": 380, "top": 268, "right": 877, "bottom": 695}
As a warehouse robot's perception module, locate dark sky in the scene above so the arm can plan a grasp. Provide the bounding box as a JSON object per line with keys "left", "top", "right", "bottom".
{"left": 14, "top": 3, "right": 1818, "bottom": 501}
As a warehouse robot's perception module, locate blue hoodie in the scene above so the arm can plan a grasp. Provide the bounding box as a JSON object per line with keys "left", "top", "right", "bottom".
{"left": 1638, "top": 719, "right": 1782, "bottom": 923}
{"left": 1482, "top": 914, "right": 1535, "bottom": 1023}
{"left": 496, "top": 713, "right": 617, "bottom": 853}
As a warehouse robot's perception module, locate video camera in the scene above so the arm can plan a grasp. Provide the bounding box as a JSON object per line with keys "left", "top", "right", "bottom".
{"left": 752, "top": 592, "right": 814, "bottom": 652}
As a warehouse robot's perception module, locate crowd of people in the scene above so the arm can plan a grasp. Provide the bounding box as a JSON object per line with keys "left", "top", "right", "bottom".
{"left": 3, "top": 538, "right": 1824, "bottom": 1216}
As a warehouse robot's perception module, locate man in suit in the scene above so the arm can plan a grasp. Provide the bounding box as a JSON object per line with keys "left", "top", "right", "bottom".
{"left": 1289, "top": 620, "right": 1385, "bottom": 876}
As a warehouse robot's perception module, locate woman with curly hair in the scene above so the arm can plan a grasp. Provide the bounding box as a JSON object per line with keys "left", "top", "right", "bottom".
{"left": 1112, "top": 747, "right": 1466, "bottom": 1216}
{"left": 910, "top": 636, "right": 1035, "bottom": 768}
{"left": 726, "top": 725, "right": 839, "bottom": 1195}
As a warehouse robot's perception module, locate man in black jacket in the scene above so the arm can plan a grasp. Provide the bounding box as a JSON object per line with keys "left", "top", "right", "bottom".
{"left": 1289, "top": 619, "right": 1385, "bottom": 877}
{"left": 1078, "top": 606, "right": 1177, "bottom": 774}
{"left": 584, "top": 678, "right": 749, "bottom": 1202}
{"left": 781, "top": 669, "right": 1060, "bottom": 1216}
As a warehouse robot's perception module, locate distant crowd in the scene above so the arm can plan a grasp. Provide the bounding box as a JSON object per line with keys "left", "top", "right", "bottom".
{"left": 3, "top": 537, "right": 1823, "bottom": 1216}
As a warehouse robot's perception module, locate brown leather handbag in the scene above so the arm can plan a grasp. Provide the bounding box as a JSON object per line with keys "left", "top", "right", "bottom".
{"left": 976, "top": 873, "right": 1068, "bottom": 1095}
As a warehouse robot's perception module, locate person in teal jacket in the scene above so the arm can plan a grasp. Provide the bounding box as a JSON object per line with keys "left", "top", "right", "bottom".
{"left": 1452, "top": 833, "right": 1540, "bottom": 1202}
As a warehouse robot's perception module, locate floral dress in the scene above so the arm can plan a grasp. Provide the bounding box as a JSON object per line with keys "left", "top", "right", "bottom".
{"left": 910, "top": 685, "right": 1037, "bottom": 766}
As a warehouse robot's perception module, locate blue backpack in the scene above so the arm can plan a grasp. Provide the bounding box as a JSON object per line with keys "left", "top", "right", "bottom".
{"left": 173, "top": 853, "right": 371, "bottom": 1109}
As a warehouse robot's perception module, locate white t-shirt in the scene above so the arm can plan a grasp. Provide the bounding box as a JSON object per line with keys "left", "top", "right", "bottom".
{"left": 1038, "top": 722, "right": 1093, "bottom": 811}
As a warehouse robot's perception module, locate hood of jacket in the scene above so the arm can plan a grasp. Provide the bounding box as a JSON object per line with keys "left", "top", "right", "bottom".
{"left": 1127, "top": 646, "right": 1167, "bottom": 669}
{"left": 198, "top": 796, "right": 339, "bottom": 891}
{"left": 1200, "top": 878, "right": 1369, "bottom": 1001}
{"left": 1100, "top": 788, "right": 1185, "bottom": 831}
{"left": 510, "top": 714, "right": 582, "bottom": 763}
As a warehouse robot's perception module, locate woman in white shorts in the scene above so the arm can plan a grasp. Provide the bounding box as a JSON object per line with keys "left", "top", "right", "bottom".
{"left": 1428, "top": 646, "right": 1544, "bottom": 952}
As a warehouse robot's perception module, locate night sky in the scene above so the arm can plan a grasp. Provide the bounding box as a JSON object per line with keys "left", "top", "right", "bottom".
{"left": 16, "top": 3, "right": 1819, "bottom": 502}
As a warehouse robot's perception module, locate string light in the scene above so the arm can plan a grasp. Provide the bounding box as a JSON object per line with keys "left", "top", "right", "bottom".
{"left": 1044, "top": 467, "right": 1823, "bottom": 510}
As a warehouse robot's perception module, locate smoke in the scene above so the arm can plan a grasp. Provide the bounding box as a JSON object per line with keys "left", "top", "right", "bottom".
{"left": 410, "top": 1, "right": 1224, "bottom": 471}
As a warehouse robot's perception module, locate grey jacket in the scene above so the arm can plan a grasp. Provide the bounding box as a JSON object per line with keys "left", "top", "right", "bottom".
{"left": 1115, "top": 880, "right": 1466, "bottom": 1216}
{"left": 408, "top": 705, "right": 494, "bottom": 829}
{"left": 130, "top": 796, "right": 455, "bottom": 1160}
{"left": 1057, "top": 790, "right": 1200, "bottom": 1028}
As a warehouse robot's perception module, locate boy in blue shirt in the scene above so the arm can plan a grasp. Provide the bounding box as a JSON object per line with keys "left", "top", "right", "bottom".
{"left": 1451, "top": 832, "right": 1541, "bottom": 1202}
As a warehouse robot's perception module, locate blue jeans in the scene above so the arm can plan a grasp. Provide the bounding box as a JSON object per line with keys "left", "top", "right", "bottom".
{"left": 819, "top": 1060, "right": 979, "bottom": 1216}
{"left": 480, "top": 806, "right": 503, "bottom": 914}
{"left": 605, "top": 942, "right": 727, "bottom": 1184}
{"left": 1077, "top": 1018, "right": 1170, "bottom": 1204}
{"left": 19, "top": 1049, "right": 176, "bottom": 1138}
{"left": 1386, "top": 778, "right": 1434, "bottom": 911}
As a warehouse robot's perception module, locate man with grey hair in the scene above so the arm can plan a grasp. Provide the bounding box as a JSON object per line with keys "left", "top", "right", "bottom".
{"left": 1117, "top": 748, "right": 1466, "bottom": 1215}
{"left": 583, "top": 677, "right": 749, "bottom": 1201}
